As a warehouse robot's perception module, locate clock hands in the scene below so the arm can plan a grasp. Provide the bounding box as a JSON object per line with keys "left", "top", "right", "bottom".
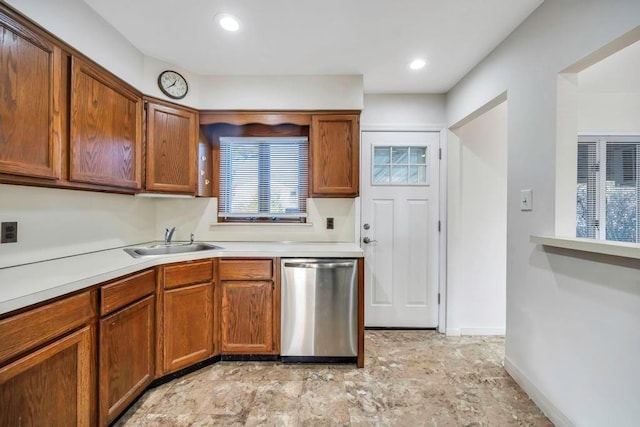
{"left": 166, "top": 79, "right": 178, "bottom": 89}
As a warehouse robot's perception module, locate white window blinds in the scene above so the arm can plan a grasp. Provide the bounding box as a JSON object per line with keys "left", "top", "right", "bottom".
{"left": 577, "top": 135, "right": 640, "bottom": 243}
{"left": 219, "top": 137, "right": 308, "bottom": 220}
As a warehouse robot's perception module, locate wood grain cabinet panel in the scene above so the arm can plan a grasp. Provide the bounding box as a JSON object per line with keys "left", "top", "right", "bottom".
{"left": 100, "top": 269, "right": 155, "bottom": 316}
{"left": 99, "top": 296, "right": 154, "bottom": 426}
{"left": 163, "top": 282, "right": 213, "bottom": 374}
{"left": 145, "top": 100, "right": 197, "bottom": 193}
{"left": 219, "top": 259, "right": 272, "bottom": 281}
{"left": 220, "top": 280, "right": 275, "bottom": 354}
{"left": 0, "top": 325, "right": 93, "bottom": 427}
{"left": 0, "top": 290, "right": 95, "bottom": 365}
{"left": 310, "top": 114, "right": 359, "bottom": 197}
{"left": 70, "top": 56, "right": 142, "bottom": 189}
{"left": 0, "top": 11, "right": 61, "bottom": 179}
{"left": 163, "top": 259, "right": 213, "bottom": 290}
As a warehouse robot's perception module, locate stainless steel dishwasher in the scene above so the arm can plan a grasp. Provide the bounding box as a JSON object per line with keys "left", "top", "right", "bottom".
{"left": 281, "top": 258, "right": 357, "bottom": 362}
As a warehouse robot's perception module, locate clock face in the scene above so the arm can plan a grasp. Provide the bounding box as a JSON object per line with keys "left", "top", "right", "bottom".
{"left": 158, "top": 70, "right": 188, "bottom": 99}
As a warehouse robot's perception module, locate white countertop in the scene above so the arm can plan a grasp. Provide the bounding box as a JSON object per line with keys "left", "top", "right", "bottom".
{"left": 530, "top": 235, "right": 640, "bottom": 259}
{"left": 0, "top": 241, "right": 364, "bottom": 316}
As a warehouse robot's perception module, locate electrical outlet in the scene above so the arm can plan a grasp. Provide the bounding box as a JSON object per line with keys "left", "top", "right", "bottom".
{"left": 1, "top": 222, "right": 18, "bottom": 243}
{"left": 326, "top": 217, "right": 334, "bottom": 230}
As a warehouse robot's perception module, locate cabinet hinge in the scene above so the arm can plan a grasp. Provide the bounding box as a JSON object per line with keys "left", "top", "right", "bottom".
{"left": 272, "top": 282, "right": 275, "bottom": 291}
{"left": 439, "top": 148, "right": 442, "bottom": 160}
{"left": 437, "top": 293, "right": 441, "bottom": 305}
{"left": 438, "top": 220, "right": 441, "bottom": 232}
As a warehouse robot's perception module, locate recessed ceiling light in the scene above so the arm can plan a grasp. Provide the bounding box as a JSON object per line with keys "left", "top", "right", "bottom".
{"left": 215, "top": 13, "right": 240, "bottom": 32}
{"left": 409, "top": 58, "right": 427, "bottom": 70}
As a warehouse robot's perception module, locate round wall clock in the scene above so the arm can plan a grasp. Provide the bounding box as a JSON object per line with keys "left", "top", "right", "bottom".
{"left": 157, "top": 70, "right": 188, "bottom": 99}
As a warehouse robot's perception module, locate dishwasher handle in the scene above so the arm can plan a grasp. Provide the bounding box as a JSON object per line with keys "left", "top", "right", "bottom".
{"left": 284, "top": 261, "right": 355, "bottom": 269}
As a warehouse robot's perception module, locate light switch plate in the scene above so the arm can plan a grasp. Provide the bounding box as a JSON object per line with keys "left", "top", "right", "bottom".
{"left": 520, "top": 189, "right": 533, "bottom": 211}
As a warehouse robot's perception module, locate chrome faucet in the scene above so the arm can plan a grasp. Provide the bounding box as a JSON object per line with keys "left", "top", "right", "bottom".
{"left": 164, "top": 227, "right": 176, "bottom": 245}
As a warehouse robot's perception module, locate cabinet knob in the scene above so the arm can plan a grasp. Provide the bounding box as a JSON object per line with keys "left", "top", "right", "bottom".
{"left": 205, "top": 179, "right": 210, "bottom": 185}
{"left": 201, "top": 155, "right": 207, "bottom": 161}
{"left": 200, "top": 170, "right": 205, "bottom": 176}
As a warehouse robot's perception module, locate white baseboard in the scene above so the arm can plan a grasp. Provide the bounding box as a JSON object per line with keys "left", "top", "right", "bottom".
{"left": 504, "top": 356, "right": 574, "bottom": 427}
{"left": 460, "top": 327, "right": 505, "bottom": 336}
{"left": 445, "top": 327, "right": 505, "bottom": 336}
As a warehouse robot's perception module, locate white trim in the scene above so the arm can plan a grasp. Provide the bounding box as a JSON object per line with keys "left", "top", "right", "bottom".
{"left": 360, "top": 123, "right": 446, "bottom": 132}
{"left": 504, "top": 356, "right": 575, "bottom": 427}
{"left": 445, "top": 327, "right": 505, "bottom": 336}
{"left": 360, "top": 127, "right": 447, "bottom": 330}
{"left": 459, "top": 327, "right": 505, "bottom": 335}
{"left": 437, "top": 128, "right": 448, "bottom": 334}
{"left": 531, "top": 235, "right": 640, "bottom": 259}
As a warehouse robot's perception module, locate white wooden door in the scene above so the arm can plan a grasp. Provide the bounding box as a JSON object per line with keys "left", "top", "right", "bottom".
{"left": 361, "top": 131, "right": 440, "bottom": 327}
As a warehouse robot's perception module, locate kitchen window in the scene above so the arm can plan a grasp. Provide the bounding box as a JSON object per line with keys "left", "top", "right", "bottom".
{"left": 577, "top": 135, "right": 640, "bottom": 242}
{"left": 218, "top": 137, "right": 308, "bottom": 222}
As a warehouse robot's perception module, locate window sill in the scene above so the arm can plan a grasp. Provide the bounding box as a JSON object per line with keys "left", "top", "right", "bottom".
{"left": 530, "top": 235, "right": 640, "bottom": 260}
{"left": 211, "top": 222, "right": 314, "bottom": 227}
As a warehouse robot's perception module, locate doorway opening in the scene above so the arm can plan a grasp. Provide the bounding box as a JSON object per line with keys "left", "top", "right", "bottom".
{"left": 360, "top": 130, "right": 441, "bottom": 328}
{"left": 447, "top": 96, "right": 508, "bottom": 336}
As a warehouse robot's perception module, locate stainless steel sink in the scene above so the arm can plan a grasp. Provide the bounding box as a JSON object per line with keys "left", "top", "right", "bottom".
{"left": 124, "top": 243, "right": 223, "bottom": 258}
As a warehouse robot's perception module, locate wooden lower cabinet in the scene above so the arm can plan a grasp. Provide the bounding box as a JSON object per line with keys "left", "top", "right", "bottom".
{"left": 0, "top": 325, "right": 94, "bottom": 426}
{"left": 220, "top": 280, "right": 276, "bottom": 354}
{"left": 162, "top": 282, "right": 214, "bottom": 374}
{"left": 99, "top": 296, "right": 154, "bottom": 426}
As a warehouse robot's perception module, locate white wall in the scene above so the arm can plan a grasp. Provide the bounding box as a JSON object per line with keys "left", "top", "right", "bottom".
{"left": 446, "top": 1, "right": 640, "bottom": 426}
{"left": 361, "top": 94, "right": 446, "bottom": 128}
{"left": 197, "top": 75, "right": 363, "bottom": 110}
{"left": 154, "top": 198, "right": 355, "bottom": 243}
{"left": 0, "top": 184, "right": 155, "bottom": 268}
{"left": 6, "top": 0, "right": 144, "bottom": 88}
{"left": 447, "top": 101, "right": 507, "bottom": 336}
{"left": 577, "top": 92, "right": 640, "bottom": 133}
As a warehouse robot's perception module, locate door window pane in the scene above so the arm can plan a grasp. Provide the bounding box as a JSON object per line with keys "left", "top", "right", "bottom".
{"left": 372, "top": 145, "right": 429, "bottom": 185}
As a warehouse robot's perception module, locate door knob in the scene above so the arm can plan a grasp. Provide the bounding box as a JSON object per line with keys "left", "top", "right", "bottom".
{"left": 363, "top": 223, "right": 370, "bottom": 230}
{"left": 362, "top": 237, "right": 377, "bottom": 244}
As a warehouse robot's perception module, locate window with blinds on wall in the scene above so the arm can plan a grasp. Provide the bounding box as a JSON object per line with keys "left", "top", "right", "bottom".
{"left": 218, "top": 137, "right": 308, "bottom": 222}
{"left": 577, "top": 135, "right": 640, "bottom": 243}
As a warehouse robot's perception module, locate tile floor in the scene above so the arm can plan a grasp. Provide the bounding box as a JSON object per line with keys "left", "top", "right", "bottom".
{"left": 116, "top": 330, "right": 552, "bottom": 426}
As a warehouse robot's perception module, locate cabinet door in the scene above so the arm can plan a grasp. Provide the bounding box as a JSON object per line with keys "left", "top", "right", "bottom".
{"left": 0, "top": 12, "right": 61, "bottom": 179}
{"left": 0, "top": 326, "right": 93, "bottom": 426}
{"left": 221, "top": 281, "right": 274, "bottom": 354}
{"left": 146, "top": 101, "right": 197, "bottom": 193}
{"left": 70, "top": 56, "right": 142, "bottom": 189}
{"left": 99, "top": 296, "right": 154, "bottom": 426}
{"left": 163, "top": 282, "right": 213, "bottom": 373}
{"left": 311, "top": 114, "right": 359, "bottom": 196}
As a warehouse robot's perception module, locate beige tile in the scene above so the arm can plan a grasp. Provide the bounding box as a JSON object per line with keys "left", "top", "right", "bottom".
{"left": 196, "top": 380, "right": 258, "bottom": 416}
{"left": 299, "top": 380, "right": 351, "bottom": 425}
{"left": 208, "top": 361, "right": 306, "bottom": 381}
{"left": 116, "top": 331, "right": 551, "bottom": 426}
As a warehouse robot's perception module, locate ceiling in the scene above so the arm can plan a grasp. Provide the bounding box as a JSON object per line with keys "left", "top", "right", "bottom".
{"left": 83, "top": 0, "right": 543, "bottom": 93}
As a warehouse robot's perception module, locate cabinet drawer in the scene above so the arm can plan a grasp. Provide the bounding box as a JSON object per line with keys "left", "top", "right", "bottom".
{"left": 219, "top": 259, "right": 273, "bottom": 280}
{"left": 100, "top": 269, "right": 155, "bottom": 316}
{"left": 163, "top": 260, "right": 213, "bottom": 289}
{"left": 0, "top": 291, "right": 95, "bottom": 365}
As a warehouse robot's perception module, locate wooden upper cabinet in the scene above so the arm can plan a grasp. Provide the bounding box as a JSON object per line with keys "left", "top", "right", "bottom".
{"left": 0, "top": 11, "right": 61, "bottom": 180}
{"left": 70, "top": 56, "right": 142, "bottom": 189}
{"left": 145, "top": 100, "right": 197, "bottom": 193}
{"left": 310, "top": 114, "right": 360, "bottom": 197}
